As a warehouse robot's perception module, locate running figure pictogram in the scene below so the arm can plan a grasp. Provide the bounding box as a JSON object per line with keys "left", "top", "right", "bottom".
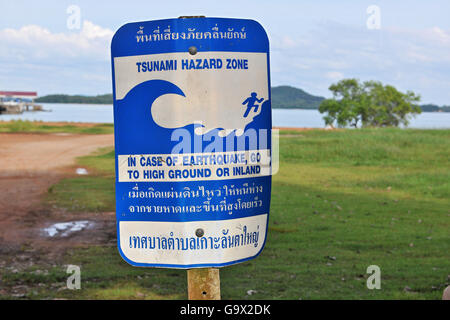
{"left": 242, "top": 92, "right": 264, "bottom": 118}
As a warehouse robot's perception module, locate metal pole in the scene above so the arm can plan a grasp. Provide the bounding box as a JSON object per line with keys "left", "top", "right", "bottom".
{"left": 187, "top": 268, "right": 221, "bottom": 300}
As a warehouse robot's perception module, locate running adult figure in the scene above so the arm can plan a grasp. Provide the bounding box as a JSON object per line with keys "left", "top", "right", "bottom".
{"left": 242, "top": 92, "right": 264, "bottom": 118}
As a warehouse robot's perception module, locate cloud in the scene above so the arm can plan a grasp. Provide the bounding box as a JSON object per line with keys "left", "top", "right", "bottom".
{"left": 0, "top": 21, "right": 113, "bottom": 95}
{"left": 268, "top": 21, "right": 450, "bottom": 104}
{"left": 0, "top": 20, "right": 113, "bottom": 63}
{"left": 423, "top": 27, "right": 450, "bottom": 46}
{"left": 325, "top": 71, "right": 344, "bottom": 80}
{"left": 1, "top": 19, "right": 450, "bottom": 104}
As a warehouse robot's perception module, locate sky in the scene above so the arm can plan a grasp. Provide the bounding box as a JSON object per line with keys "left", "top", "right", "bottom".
{"left": 1, "top": 1, "right": 450, "bottom": 104}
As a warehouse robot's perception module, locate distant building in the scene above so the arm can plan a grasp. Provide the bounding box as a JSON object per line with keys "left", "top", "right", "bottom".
{"left": 0, "top": 91, "right": 37, "bottom": 103}
{"left": 0, "top": 91, "right": 40, "bottom": 114}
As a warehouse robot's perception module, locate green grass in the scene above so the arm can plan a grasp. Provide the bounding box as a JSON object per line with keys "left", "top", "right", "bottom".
{"left": 46, "top": 147, "right": 116, "bottom": 213}
{"left": 47, "top": 176, "right": 115, "bottom": 213}
{"left": 0, "top": 120, "right": 114, "bottom": 134}
{"left": 2, "top": 128, "right": 449, "bottom": 299}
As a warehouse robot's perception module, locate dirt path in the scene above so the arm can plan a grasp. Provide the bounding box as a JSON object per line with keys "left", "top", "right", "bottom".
{"left": 0, "top": 133, "right": 113, "bottom": 175}
{"left": 0, "top": 133, "right": 114, "bottom": 259}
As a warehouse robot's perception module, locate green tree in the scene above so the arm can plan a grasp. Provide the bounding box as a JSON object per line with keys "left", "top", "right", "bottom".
{"left": 319, "top": 79, "right": 421, "bottom": 128}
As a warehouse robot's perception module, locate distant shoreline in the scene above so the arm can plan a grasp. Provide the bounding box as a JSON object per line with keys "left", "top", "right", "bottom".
{"left": 35, "top": 87, "right": 450, "bottom": 112}
{"left": 35, "top": 101, "right": 450, "bottom": 112}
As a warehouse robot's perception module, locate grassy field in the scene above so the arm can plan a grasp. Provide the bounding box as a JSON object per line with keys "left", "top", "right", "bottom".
{"left": 2, "top": 127, "right": 449, "bottom": 299}
{"left": 0, "top": 120, "right": 114, "bottom": 134}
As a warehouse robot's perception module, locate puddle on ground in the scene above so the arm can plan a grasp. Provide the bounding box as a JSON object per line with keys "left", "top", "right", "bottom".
{"left": 75, "top": 168, "right": 88, "bottom": 175}
{"left": 42, "top": 220, "right": 94, "bottom": 237}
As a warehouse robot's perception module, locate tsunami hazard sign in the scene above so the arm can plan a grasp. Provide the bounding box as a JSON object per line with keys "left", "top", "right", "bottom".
{"left": 111, "top": 17, "right": 272, "bottom": 268}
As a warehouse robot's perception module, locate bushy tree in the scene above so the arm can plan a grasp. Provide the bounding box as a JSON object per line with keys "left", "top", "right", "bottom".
{"left": 319, "top": 79, "right": 421, "bottom": 128}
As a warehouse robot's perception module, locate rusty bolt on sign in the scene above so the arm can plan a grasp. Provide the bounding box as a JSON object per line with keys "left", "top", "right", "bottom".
{"left": 195, "top": 228, "right": 204, "bottom": 237}
{"left": 188, "top": 46, "right": 198, "bottom": 55}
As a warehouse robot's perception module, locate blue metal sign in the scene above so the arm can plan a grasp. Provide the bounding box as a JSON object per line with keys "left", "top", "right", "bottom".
{"left": 111, "top": 17, "right": 272, "bottom": 268}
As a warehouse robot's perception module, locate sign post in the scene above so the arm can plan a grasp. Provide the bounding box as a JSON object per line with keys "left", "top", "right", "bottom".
{"left": 111, "top": 17, "right": 272, "bottom": 299}
{"left": 187, "top": 268, "right": 220, "bottom": 300}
